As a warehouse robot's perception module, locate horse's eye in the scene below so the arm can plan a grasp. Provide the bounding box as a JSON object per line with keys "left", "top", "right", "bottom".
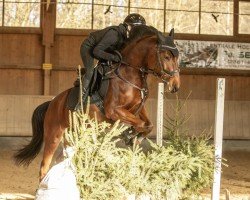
{"left": 165, "top": 56, "right": 170, "bottom": 61}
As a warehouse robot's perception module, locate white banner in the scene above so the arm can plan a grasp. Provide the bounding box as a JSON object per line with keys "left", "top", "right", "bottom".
{"left": 176, "top": 40, "right": 250, "bottom": 69}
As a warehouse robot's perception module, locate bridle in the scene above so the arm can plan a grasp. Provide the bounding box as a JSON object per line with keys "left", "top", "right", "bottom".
{"left": 156, "top": 47, "right": 180, "bottom": 83}
{"left": 111, "top": 47, "right": 179, "bottom": 115}
{"left": 115, "top": 47, "right": 180, "bottom": 82}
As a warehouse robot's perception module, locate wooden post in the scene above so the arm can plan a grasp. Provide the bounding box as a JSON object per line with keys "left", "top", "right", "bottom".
{"left": 156, "top": 83, "right": 164, "bottom": 147}
{"left": 43, "top": 62, "right": 52, "bottom": 95}
{"left": 41, "top": 0, "right": 56, "bottom": 95}
{"left": 212, "top": 78, "right": 225, "bottom": 200}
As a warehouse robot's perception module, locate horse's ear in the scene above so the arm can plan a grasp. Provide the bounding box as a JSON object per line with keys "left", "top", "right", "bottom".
{"left": 157, "top": 31, "right": 165, "bottom": 43}
{"left": 169, "top": 28, "right": 174, "bottom": 39}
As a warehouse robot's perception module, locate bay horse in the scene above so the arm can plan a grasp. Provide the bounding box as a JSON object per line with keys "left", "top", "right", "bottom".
{"left": 14, "top": 26, "right": 180, "bottom": 181}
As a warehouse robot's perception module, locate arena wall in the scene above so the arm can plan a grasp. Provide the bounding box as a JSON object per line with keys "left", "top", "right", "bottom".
{"left": 0, "top": 9, "right": 249, "bottom": 138}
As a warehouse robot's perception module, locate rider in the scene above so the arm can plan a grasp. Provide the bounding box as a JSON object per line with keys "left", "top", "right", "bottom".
{"left": 79, "top": 13, "right": 146, "bottom": 103}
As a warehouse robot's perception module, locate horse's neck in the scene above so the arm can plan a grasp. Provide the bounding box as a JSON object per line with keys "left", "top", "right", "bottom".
{"left": 116, "top": 36, "right": 155, "bottom": 88}
{"left": 117, "top": 60, "right": 148, "bottom": 92}
{"left": 122, "top": 39, "right": 149, "bottom": 69}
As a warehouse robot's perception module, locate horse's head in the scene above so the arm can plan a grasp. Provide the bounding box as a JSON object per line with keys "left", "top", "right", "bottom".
{"left": 146, "top": 29, "right": 180, "bottom": 93}
{"left": 122, "top": 26, "right": 180, "bottom": 93}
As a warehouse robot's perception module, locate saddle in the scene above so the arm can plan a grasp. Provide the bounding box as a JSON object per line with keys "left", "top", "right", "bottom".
{"left": 66, "top": 62, "right": 114, "bottom": 113}
{"left": 66, "top": 62, "right": 139, "bottom": 146}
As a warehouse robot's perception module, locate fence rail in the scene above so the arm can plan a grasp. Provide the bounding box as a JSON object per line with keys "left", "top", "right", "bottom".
{"left": 0, "top": 95, "right": 249, "bottom": 138}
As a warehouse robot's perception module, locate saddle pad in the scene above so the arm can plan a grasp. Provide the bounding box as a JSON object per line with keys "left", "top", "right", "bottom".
{"left": 66, "top": 87, "right": 80, "bottom": 111}
{"left": 66, "top": 78, "right": 109, "bottom": 112}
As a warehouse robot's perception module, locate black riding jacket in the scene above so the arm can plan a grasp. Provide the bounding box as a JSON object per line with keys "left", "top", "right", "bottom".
{"left": 87, "top": 24, "right": 127, "bottom": 61}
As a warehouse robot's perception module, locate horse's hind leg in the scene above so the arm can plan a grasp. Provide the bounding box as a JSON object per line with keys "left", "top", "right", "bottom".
{"left": 39, "top": 123, "right": 64, "bottom": 181}
{"left": 37, "top": 89, "right": 70, "bottom": 181}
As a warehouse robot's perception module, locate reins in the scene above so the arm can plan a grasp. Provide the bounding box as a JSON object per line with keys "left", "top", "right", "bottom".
{"left": 114, "top": 62, "right": 148, "bottom": 116}
{"left": 107, "top": 45, "right": 180, "bottom": 116}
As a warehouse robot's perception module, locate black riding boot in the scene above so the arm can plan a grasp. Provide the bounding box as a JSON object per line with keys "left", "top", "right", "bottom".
{"left": 78, "top": 39, "right": 95, "bottom": 108}
{"left": 81, "top": 77, "right": 91, "bottom": 103}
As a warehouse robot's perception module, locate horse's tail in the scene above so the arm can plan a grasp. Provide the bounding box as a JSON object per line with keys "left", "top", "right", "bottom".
{"left": 14, "top": 101, "right": 51, "bottom": 166}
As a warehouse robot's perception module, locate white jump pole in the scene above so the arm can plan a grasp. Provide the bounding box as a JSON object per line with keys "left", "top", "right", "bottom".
{"left": 156, "top": 83, "right": 164, "bottom": 147}
{"left": 212, "top": 78, "right": 225, "bottom": 200}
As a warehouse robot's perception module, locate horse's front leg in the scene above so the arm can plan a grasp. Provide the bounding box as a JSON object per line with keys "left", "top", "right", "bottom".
{"left": 106, "top": 107, "right": 151, "bottom": 144}
{"left": 138, "top": 106, "right": 153, "bottom": 138}
{"left": 108, "top": 107, "right": 147, "bottom": 131}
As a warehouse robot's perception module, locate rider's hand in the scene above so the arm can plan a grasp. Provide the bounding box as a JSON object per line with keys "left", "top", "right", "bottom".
{"left": 112, "top": 54, "right": 121, "bottom": 63}
{"left": 107, "top": 60, "right": 112, "bottom": 66}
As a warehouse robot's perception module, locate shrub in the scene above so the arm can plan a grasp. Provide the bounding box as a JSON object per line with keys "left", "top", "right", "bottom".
{"left": 65, "top": 100, "right": 215, "bottom": 200}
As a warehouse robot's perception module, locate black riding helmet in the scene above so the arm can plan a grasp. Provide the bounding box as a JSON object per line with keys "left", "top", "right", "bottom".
{"left": 124, "top": 13, "right": 146, "bottom": 27}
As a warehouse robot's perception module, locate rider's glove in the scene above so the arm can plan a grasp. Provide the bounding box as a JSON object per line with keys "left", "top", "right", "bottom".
{"left": 107, "top": 60, "right": 112, "bottom": 66}
{"left": 112, "top": 54, "right": 121, "bottom": 63}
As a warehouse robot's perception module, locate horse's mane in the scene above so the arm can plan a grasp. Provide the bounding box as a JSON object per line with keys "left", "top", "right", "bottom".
{"left": 125, "top": 25, "right": 158, "bottom": 45}
{"left": 120, "top": 25, "right": 159, "bottom": 56}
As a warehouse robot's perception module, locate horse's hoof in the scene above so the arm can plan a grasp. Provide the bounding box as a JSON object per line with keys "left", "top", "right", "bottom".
{"left": 124, "top": 136, "right": 142, "bottom": 146}
{"left": 122, "top": 136, "right": 134, "bottom": 146}
{"left": 120, "top": 127, "right": 135, "bottom": 145}
{"left": 132, "top": 136, "right": 145, "bottom": 146}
